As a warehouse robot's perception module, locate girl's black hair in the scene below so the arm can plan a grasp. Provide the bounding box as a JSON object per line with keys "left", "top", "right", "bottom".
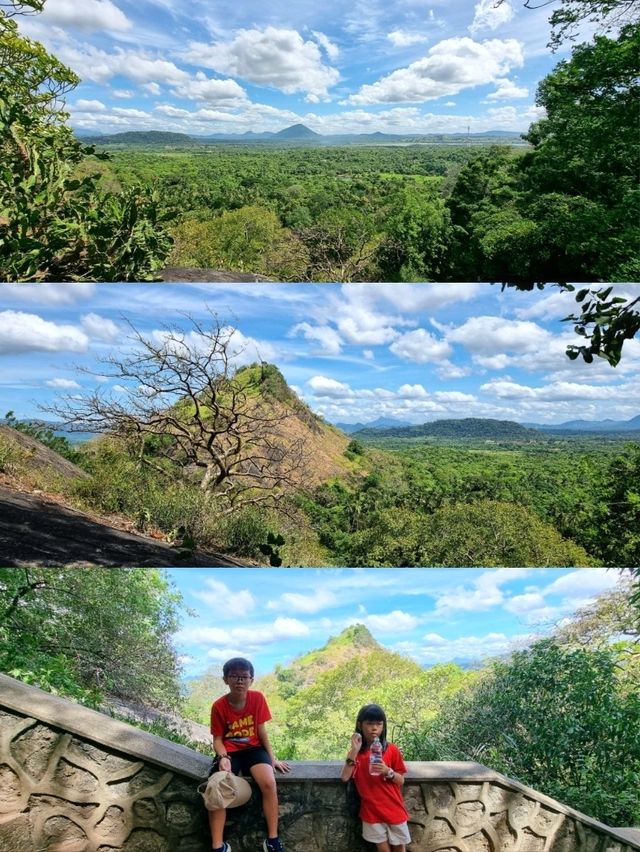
{"left": 355, "top": 703, "right": 388, "bottom": 752}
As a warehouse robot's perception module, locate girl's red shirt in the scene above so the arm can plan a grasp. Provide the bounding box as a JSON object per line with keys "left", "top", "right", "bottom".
{"left": 352, "top": 741, "right": 409, "bottom": 825}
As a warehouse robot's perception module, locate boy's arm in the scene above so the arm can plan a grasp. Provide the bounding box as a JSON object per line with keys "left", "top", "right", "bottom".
{"left": 213, "top": 735, "right": 231, "bottom": 771}
{"left": 257, "top": 722, "right": 290, "bottom": 773}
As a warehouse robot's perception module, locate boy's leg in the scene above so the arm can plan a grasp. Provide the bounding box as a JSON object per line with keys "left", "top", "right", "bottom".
{"left": 375, "top": 843, "right": 392, "bottom": 852}
{"left": 208, "top": 807, "right": 227, "bottom": 848}
{"left": 250, "top": 762, "right": 279, "bottom": 838}
{"left": 389, "top": 846, "right": 406, "bottom": 852}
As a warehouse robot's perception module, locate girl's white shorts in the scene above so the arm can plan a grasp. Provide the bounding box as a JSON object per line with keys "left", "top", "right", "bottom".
{"left": 362, "top": 820, "right": 411, "bottom": 845}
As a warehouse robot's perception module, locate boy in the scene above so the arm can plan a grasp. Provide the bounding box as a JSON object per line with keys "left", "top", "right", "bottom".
{"left": 210, "top": 657, "right": 290, "bottom": 852}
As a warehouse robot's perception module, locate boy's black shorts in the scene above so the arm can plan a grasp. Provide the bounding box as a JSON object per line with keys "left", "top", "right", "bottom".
{"left": 210, "top": 746, "right": 272, "bottom": 776}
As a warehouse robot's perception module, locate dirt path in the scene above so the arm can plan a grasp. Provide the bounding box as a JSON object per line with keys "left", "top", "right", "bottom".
{"left": 0, "top": 485, "right": 246, "bottom": 567}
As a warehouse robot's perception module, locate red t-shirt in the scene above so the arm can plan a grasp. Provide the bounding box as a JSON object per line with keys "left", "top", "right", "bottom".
{"left": 210, "top": 690, "right": 272, "bottom": 752}
{"left": 352, "top": 742, "right": 409, "bottom": 825}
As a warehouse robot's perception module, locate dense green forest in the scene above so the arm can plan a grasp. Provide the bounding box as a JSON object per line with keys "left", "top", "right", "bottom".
{"left": 3, "top": 339, "right": 640, "bottom": 567}
{"left": 1, "top": 0, "right": 638, "bottom": 283}
{"left": 2, "top": 572, "right": 638, "bottom": 826}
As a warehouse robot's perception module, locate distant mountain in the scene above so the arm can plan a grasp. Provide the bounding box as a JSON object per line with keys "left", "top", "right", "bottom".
{"left": 81, "top": 130, "right": 193, "bottom": 145}
{"left": 527, "top": 414, "right": 640, "bottom": 433}
{"left": 335, "top": 416, "right": 412, "bottom": 434}
{"left": 353, "top": 417, "right": 541, "bottom": 440}
{"left": 274, "top": 123, "right": 320, "bottom": 139}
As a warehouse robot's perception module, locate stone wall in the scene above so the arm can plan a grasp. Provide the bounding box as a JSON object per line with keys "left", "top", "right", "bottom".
{"left": 1, "top": 674, "right": 638, "bottom": 852}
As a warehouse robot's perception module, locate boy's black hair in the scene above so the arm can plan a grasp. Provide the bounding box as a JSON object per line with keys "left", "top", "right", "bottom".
{"left": 355, "top": 703, "right": 388, "bottom": 752}
{"left": 222, "top": 657, "right": 255, "bottom": 678}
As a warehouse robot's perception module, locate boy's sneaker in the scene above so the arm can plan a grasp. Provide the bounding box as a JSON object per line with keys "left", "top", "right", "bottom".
{"left": 213, "top": 844, "right": 231, "bottom": 852}
{"left": 262, "top": 839, "right": 284, "bottom": 852}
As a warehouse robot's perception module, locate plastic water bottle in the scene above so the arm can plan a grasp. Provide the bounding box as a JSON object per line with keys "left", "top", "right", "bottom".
{"left": 369, "top": 736, "right": 383, "bottom": 774}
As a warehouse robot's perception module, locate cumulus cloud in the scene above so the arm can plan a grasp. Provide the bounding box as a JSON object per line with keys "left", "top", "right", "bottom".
{"left": 56, "top": 45, "right": 190, "bottom": 87}
{"left": 469, "top": 0, "right": 515, "bottom": 34}
{"left": 399, "top": 630, "right": 528, "bottom": 665}
{"left": 0, "top": 312, "right": 89, "bottom": 355}
{"left": 40, "top": 0, "right": 132, "bottom": 32}
{"left": 194, "top": 579, "right": 256, "bottom": 613}
{"left": 348, "top": 37, "right": 523, "bottom": 104}
{"left": 179, "top": 616, "right": 309, "bottom": 647}
{"left": 172, "top": 74, "right": 247, "bottom": 104}
{"left": 307, "top": 376, "right": 353, "bottom": 398}
{"left": 446, "top": 315, "right": 552, "bottom": 357}
{"left": 486, "top": 77, "right": 528, "bottom": 100}
{"left": 182, "top": 28, "right": 340, "bottom": 98}
{"left": 81, "top": 313, "right": 120, "bottom": 343}
{"left": 434, "top": 568, "right": 530, "bottom": 614}
{"left": 481, "top": 378, "right": 640, "bottom": 402}
{"left": 289, "top": 322, "right": 343, "bottom": 356}
{"left": 389, "top": 328, "right": 452, "bottom": 363}
{"left": 73, "top": 99, "right": 107, "bottom": 112}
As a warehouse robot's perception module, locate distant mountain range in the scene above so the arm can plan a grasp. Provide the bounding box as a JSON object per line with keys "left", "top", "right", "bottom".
{"left": 528, "top": 414, "right": 640, "bottom": 433}
{"left": 337, "top": 414, "right": 640, "bottom": 439}
{"left": 78, "top": 124, "right": 525, "bottom": 146}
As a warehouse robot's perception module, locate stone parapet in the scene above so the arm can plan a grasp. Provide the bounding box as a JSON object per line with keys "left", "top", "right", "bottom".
{"left": 1, "top": 674, "right": 637, "bottom": 852}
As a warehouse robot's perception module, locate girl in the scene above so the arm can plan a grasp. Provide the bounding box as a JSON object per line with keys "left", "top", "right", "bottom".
{"left": 340, "top": 704, "right": 411, "bottom": 852}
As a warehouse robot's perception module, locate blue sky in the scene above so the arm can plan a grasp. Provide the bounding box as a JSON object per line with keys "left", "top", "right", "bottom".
{"left": 1, "top": 283, "right": 639, "bottom": 425}
{"left": 169, "top": 567, "right": 624, "bottom": 679}
{"left": 15, "top": 0, "right": 599, "bottom": 136}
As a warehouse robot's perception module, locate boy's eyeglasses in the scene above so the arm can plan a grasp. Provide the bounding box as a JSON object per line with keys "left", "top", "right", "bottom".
{"left": 228, "top": 675, "right": 252, "bottom": 682}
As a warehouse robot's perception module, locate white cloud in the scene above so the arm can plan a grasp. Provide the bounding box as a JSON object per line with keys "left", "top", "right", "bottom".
{"left": 194, "top": 579, "right": 256, "bottom": 613}
{"left": 349, "top": 37, "right": 524, "bottom": 104}
{"left": 0, "top": 312, "right": 89, "bottom": 355}
{"left": 269, "top": 588, "right": 337, "bottom": 614}
{"left": 81, "top": 313, "right": 119, "bottom": 343}
{"left": 41, "top": 0, "right": 132, "bottom": 32}
{"left": 410, "top": 630, "right": 526, "bottom": 664}
{"left": 0, "top": 284, "right": 96, "bottom": 306}
{"left": 446, "top": 315, "right": 552, "bottom": 356}
{"left": 469, "top": 0, "right": 515, "bottom": 34}
{"left": 486, "top": 78, "right": 528, "bottom": 100}
{"left": 45, "top": 378, "right": 82, "bottom": 389}
{"left": 179, "top": 616, "right": 309, "bottom": 647}
{"left": 74, "top": 99, "right": 107, "bottom": 112}
{"left": 312, "top": 30, "right": 339, "bottom": 60}
{"left": 364, "top": 610, "right": 420, "bottom": 633}
{"left": 172, "top": 74, "right": 247, "bottom": 105}
{"left": 289, "top": 322, "right": 343, "bottom": 356}
{"left": 389, "top": 328, "right": 452, "bottom": 363}
{"left": 182, "top": 28, "right": 340, "bottom": 99}
{"left": 544, "top": 569, "right": 619, "bottom": 598}
{"left": 388, "top": 30, "right": 429, "bottom": 47}
{"left": 434, "top": 568, "right": 530, "bottom": 614}
{"left": 307, "top": 376, "right": 353, "bottom": 398}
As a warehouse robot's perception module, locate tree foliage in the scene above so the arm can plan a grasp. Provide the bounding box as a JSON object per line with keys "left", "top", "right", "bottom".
{"left": 0, "top": 0, "right": 172, "bottom": 280}
{"left": 0, "top": 567, "right": 184, "bottom": 707}
{"left": 44, "top": 314, "right": 309, "bottom": 515}
{"left": 412, "top": 638, "right": 640, "bottom": 825}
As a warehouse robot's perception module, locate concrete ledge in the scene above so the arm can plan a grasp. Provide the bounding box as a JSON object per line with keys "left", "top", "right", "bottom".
{"left": 0, "top": 672, "right": 211, "bottom": 780}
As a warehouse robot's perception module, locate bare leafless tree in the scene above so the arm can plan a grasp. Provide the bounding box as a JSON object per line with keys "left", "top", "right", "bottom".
{"left": 43, "top": 312, "right": 309, "bottom": 514}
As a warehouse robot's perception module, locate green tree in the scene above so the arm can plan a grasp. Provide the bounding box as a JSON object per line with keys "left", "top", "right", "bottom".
{"left": 594, "top": 443, "right": 640, "bottom": 566}
{"left": 0, "top": 567, "right": 184, "bottom": 707}
{"left": 418, "top": 639, "right": 640, "bottom": 825}
{"left": 0, "top": 0, "right": 172, "bottom": 280}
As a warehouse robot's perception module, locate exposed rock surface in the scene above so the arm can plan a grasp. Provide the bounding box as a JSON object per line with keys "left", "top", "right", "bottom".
{"left": 0, "top": 485, "right": 245, "bottom": 566}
